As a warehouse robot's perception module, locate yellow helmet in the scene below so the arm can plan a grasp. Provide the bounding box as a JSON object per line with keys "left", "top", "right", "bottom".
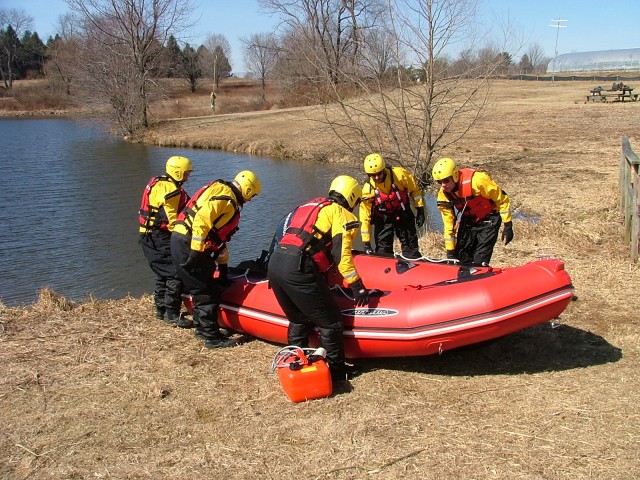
{"left": 234, "top": 170, "right": 262, "bottom": 201}
{"left": 363, "top": 153, "right": 386, "bottom": 175}
{"left": 329, "top": 175, "right": 362, "bottom": 209}
{"left": 432, "top": 157, "right": 459, "bottom": 182}
{"left": 166, "top": 156, "right": 192, "bottom": 182}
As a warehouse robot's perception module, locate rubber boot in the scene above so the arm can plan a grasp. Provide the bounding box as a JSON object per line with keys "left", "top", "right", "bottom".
{"left": 176, "top": 313, "right": 194, "bottom": 329}
{"left": 163, "top": 311, "right": 180, "bottom": 325}
{"left": 203, "top": 334, "right": 235, "bottom": 349}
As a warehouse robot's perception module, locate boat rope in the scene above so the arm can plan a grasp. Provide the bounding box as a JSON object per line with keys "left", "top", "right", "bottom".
{"left": 394, "top": 251, "right": 459, "bottom": 264}
{"left": 330, "top": 285, "right": 356, "bottom": 299}
{"left": 230, "top": 269, "right": 269, "bottom": 285}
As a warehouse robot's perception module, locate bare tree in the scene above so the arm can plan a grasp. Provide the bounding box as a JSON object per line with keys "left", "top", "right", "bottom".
{"left": 44, "top": 14, "right": 80, "bottom": 96}
{"left": 259, "top": 0, "right": 381, "bottom": 90}
{"left": 526, "top": 42, "right": 546, "bottom": 73}
{"left": 65, "top": 0, "right": 195, "bottom": 134}
{"left": 359, "top": 26, "right": 400, "bottom": 81}
{"left": 241, "top": 32, "right": 280, "bottom": 96}
{"left": 200, "top": 34, "right": 231, "bottom": 88}
{"left": 0, "top": 8, "right": 34, "bottom": 89}
{"left": 302, "top": 0, "right": 521, "bottom": 179}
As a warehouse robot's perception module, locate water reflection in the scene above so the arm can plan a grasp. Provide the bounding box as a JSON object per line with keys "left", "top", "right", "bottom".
{"left": 0, "top": 118, "right": 439, "bottom": 306}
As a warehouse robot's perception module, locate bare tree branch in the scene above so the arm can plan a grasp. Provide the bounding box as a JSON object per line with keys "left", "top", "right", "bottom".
{"left": 65, "top": 0, "right": 195, "bottom": 134}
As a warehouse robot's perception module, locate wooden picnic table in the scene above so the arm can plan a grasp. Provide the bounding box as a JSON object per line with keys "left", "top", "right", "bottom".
{"left": 587, "top": 86, "right": 637, "bottom": 102}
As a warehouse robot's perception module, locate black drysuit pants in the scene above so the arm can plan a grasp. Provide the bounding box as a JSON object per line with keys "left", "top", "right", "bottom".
{"left": 372, "top": 211, "right": 421, "bottom": 259}
{"left": 267, "top": 248, "right": 345, "bottom": 369}
{"left": 456, "top": 212, "right": 501, "bottom": 266}
{"left": 140, "top": 230, "right": 183, "bottom": 315}
{"left": 170, "top": 233, "right": 224, "bottom": 340}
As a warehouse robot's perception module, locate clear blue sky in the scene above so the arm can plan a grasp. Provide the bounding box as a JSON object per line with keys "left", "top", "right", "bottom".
{"left": 2, "top": 0, "right": 639, "bottom": 70}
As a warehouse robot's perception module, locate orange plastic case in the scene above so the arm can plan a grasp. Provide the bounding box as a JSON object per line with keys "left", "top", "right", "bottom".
{"left": 274, "top": 347, "right": 333, "bottom": 403}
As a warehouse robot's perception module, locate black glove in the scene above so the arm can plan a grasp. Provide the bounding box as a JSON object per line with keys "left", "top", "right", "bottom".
{"left": 350, "top": 279, "right": 369, "bottom": 307}
{"left": 181, "top": 250, "right": 206, "bottom": 270}
{"left": 446, "top": 250, "right": 457, "bottom": 260}
{"left": 217, "top": 263, "right": 233, "bottom": 287}
{"left": 502, "top": 221, "right": 514, "bottom": 245}
{"left": 415, "top": 206, "right": 425, "bottom": 228}
{"left": 363, "top": 242, "right": 373, "bottom": 255}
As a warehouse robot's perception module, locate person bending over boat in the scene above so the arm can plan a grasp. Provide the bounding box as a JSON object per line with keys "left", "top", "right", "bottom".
{"left": 139, "top": 156, "right": 192, "bottom": 324}
{"left": 267, "top": 175, "right": 368, "bottom": 381}
{"left": 359, "top": 153, "right": 425, "bottom": 259}
{"left": 432, "top": 157, "right": 513, "bottom": 266}
{"left": 171, "top": 170, "right": 261, "bottom": 349}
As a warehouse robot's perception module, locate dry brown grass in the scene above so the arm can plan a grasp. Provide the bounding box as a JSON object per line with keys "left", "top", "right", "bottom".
{"left": 0, "top": 79, "right": 73, "bottom": 114}
{"left": 2, "top": 79, "right": 640, "bottom": 479}
{"left": 149, "top": 77, "right": 289, "bottom": 121}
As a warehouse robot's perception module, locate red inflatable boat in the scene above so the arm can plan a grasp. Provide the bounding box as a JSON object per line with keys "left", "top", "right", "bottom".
{"left": 184, "top": 253, "right": 575, "bottom": 359}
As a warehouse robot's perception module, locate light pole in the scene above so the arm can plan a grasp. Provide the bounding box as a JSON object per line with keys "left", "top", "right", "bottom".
{"left": 548, "top": 18, "right": 567, "bottom": 82}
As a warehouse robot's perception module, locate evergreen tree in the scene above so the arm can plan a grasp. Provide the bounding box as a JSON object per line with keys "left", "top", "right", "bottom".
{"left": 18, "top": 30, "right": 47, "bottom": 78}
{"left": 212, "top": 45, "right": 231, "bottom": 87}
{"left": 0, "top": 25, "right": 21, "bottom": 88}
{"left": 519, "top": 54, "right": 533, "bottom": 74}
{"left": 181, "top": 43, "right": 201, "bottom": 92}
{"left": 164, "top": 34, "right": 183, "bottom": 78}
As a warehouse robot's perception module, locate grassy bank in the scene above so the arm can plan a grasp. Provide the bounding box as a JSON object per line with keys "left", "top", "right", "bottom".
{"left": 2, "top": 80, "right": 639, "bottom": 478}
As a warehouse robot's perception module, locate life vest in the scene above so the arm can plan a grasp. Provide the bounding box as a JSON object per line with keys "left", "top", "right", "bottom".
{"left": 176, "top": 180, "right": 241, "bottom": 252}
{"left": 445, "top": 168, "right": 496, "bottom": 222}
{"left": 278, "top": 197, "right": 335, "bottom": 272}
{"left": 370, "top": 168, "right": 410, "bottom": 219}
{"left": 139, "top": 175, "right": 188, "bottom": 232}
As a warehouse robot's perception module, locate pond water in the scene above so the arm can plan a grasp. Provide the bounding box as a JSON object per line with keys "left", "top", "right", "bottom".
{"left": 0, "top": 118, "right": 440, "bottom": 306}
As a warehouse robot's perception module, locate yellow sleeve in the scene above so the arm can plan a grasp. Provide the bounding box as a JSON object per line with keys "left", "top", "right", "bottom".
{"left": 318, "top": 204, "right": 361, "bottom": 284}
{"left": 436, "top": 189, "right": 457, "bottom": 251}
{"left": 359, "top": 181, "right": 375, "bottom": 243}
{"left": 473, "top": 172, "right": 512, "bottom": 223}
{"left": 333, "top": 207, "right": 361, "bottom": 285}
{"left": 394, "top": 167, "right": 424, "bottom": 208}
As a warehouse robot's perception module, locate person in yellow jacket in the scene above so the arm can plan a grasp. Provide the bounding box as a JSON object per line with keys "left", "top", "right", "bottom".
{"left": 432, "top": 157, "right": 513, "bottom": 266}
{"left": 267, "top": 175, "right": 367, "bottom": 381}
{"left": 138, "top": 156, "right": 192, "bottom": 324}
{"left": 171, "top": 170, "right": 261, "bottom": 349}
{"left": 359, "top": 153, "right": 425, "bottom": 259}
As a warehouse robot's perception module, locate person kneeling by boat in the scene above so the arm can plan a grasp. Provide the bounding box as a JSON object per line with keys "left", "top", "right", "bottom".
{"left": 139, "top": 156, "right": 192, "bottom": 324}
{"left": 171, "top": 170, "right": 261, "bottom": 349}
{"left": 432, "top": 157, "right": 513, "bottom": 266}
{"left": 267, "top": 175, "right": 368, "bottom": 381}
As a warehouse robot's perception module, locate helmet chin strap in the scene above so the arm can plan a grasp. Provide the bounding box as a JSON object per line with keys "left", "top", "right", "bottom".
{"left": 166, "top": 173, "right": 180, "bottom": 184}
{"left": 328, "top": 191, "right": 350, "bottom": 210}
{"left": 230, "top": 181, "right": 246, "bottom": 206}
